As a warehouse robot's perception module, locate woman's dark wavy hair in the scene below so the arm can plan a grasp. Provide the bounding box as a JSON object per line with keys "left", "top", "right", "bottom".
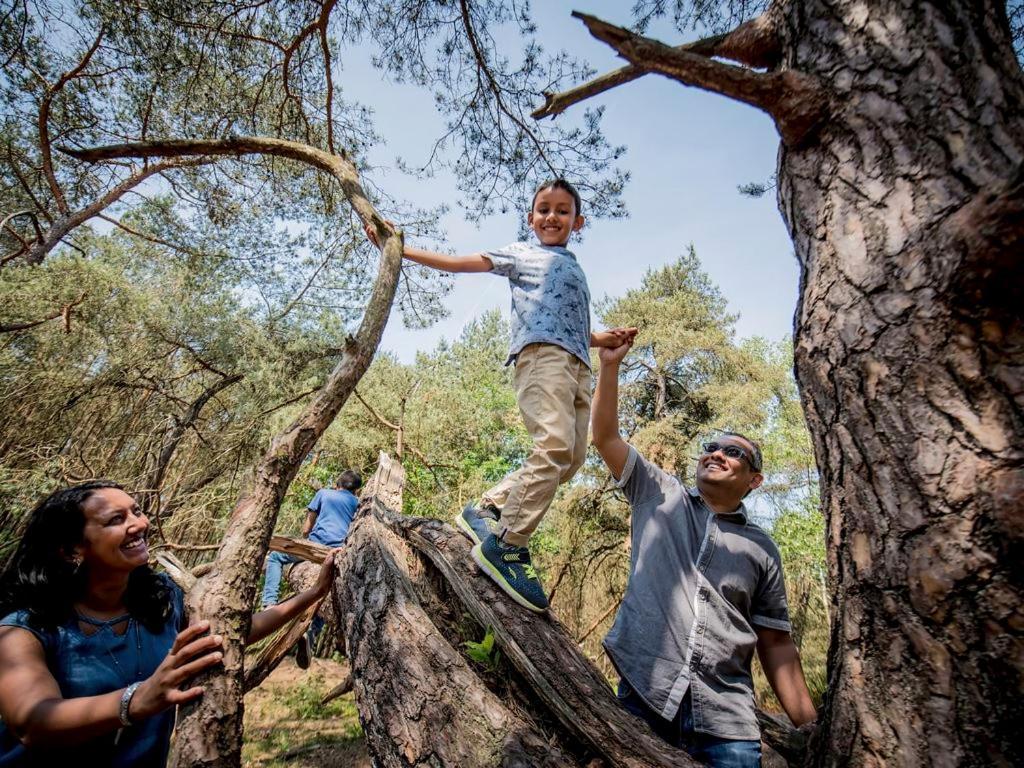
{"left": 0, "top": 481, "right": 172, "bottom": 633}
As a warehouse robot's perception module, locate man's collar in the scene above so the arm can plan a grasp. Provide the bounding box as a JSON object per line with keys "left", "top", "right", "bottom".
{"left": 687, "top": 487, "right": 748, "bottom": 524}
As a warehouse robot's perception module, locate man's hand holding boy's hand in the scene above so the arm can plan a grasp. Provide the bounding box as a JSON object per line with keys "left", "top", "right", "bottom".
{"left": 592, "top": 327, "right": 638, "bottom": 349}
{"left": 598, "top": 336, "right": 634, "bottom": 367}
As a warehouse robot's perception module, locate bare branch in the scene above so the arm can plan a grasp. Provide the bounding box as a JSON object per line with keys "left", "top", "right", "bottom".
{"left": 319, "top": 21, "right": 336, "bottom": 155}
{"left": 255, "top": 387, "right": 320, "bottom": 418}
{"left": 97, "top": 213, "right": 206, "bottom": 259}
{"left": 39, "top": 25, "right": 107, "bottom": 215}
{"left": 352, "top": 387, "right": 399, "bottom": 431}
{"left": 548, "top": 12, "right": 828, "bottom": 147}
{"left": 576, "top": 597, "right": 622, "bottom": 643}
{"left": 0, "top": 292, "right": 86, "bottom": 334}
{"left": 0, "top": 210, "right": 43, "bottom": 266}
{"left": 458, "top": 0, "right": 557, "bottom": 175}
{"left": 273, "top": 247, "right": 335, "bottom": 322}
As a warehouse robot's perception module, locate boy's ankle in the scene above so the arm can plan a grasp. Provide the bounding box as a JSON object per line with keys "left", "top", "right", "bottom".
{"left": 500, "top": 529, "right": 530, "bottom": 548}
{"left": 477, "top": 501, "right": 501, "bottom": 520}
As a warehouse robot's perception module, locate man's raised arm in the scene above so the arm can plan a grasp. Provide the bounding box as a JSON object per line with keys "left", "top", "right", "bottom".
{"left": 592, "top": 341, "right": 633, "bottom": 480}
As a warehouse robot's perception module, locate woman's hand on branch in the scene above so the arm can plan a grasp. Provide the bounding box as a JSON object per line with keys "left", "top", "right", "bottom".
{"left": 129, "top": 621, "right": 223, "bottom": 721}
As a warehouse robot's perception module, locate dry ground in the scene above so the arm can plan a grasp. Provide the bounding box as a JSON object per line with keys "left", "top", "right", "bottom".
{"left": 242, "top": 656, "right": 370, "bottom": 768}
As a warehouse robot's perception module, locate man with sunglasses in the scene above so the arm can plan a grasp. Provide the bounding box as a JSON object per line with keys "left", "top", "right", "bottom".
{"left": 592, "top": 339, "right": 816, "bottom": 767}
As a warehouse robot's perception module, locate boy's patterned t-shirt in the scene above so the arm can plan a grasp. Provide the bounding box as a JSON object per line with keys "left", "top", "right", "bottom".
{"left": 485, "top": 242, "right": 591, "bottom": 367}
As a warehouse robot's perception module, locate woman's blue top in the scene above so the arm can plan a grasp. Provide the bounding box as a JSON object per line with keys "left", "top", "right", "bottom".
{"left": 0, "top": 575, "right": 186, "bottom": 766}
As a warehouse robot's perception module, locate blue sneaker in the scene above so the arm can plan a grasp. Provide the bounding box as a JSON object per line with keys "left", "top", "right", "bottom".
{"left": 471, "top": 534, "right": 549, "bottom": 613}
{"left": 454, "top": 503, "right": 500, "bottom": 546}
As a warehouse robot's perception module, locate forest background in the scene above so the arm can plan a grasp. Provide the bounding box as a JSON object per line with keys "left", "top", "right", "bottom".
{"left": 10, "top": 0, "right": 1015, "bottom": 734}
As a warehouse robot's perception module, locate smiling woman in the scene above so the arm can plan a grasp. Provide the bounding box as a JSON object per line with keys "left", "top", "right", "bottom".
{"left": 0, "top": 481, "right": 337, "bottom": 766}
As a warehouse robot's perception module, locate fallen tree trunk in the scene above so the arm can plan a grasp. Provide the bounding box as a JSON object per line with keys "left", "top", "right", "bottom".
{"left": 328, "top": 455, "right": 795, "bottom": 767}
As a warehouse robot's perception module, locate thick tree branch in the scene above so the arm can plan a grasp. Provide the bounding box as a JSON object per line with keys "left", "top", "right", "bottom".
{"left": 243, "top": 599, "right": 320, "bottom": 692}
{"left": 561, "top": 13, "right": 829, "bottom": 147}
{"left": 269, "top": 535, "right": 331, "bottom": 563}
{"left": 24, "top": 157, "right": 205, "bottom": 265}
{"left": 320, "top": 673, "right": 353, "bottom": 704}
{"left": 755, "top": 710, "right": 810, "bottom": 765}
{"left": 57, "top": 136, "right": 390, "bottom": 229}
{"left": 533, "top": 12, "right": 782, "bottom": 120}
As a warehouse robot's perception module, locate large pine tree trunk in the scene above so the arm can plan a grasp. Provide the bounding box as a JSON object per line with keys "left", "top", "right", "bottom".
{"left": 542, "top": 0, "right": 1023, "bottom": 762}
{"left": 777, "top": 2, "right": 1024, "bottom": 764}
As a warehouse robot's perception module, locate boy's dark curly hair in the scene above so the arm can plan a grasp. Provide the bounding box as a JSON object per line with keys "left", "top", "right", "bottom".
{"left": 0, "top": 481, "right": 172, "bottom": 633}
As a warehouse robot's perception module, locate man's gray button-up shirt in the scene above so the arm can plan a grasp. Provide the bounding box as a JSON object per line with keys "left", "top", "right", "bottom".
{"left": 603, "top": 446, "right": 792, "bottom": 740}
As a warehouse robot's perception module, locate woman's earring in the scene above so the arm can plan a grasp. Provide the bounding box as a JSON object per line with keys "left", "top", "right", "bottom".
{"left": 71, "top": 556, "right": 83, "bottom": 574}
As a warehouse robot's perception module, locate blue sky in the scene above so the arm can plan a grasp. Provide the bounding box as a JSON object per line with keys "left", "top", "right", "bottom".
{"left": 344, "top": 3, "right": 799, "bottom": 362}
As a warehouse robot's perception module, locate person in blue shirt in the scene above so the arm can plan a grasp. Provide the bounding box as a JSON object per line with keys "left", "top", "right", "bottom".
{"left": 0, "top": 481, "right": 337, "bottom": 766}
{"left": 260, "top": 469, "right": 361, "bottom": 666}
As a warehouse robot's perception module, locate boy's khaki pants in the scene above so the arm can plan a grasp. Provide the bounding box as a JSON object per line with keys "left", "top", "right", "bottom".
{"left": 482, "top": 343, "right": 592, "bottom": 547}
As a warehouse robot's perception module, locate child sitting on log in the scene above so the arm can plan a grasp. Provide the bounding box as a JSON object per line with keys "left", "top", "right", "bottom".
{"left": 367, "top": 178, "right": 635, "bottom": 612}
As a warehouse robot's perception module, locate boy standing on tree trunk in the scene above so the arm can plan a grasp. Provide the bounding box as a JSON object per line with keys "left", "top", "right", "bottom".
{"left": 366, "top": 179, "right": 635, "bottom": 612}
{"left": 591, "top": 338, "right": 817, "bottom": 767}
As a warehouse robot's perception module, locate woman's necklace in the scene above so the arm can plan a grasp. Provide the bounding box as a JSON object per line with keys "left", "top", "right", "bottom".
{"left": 74, "top": 609, "right": 143, "bottom": 745}
{"left": 74, "top": 610, "right": 143, "bottom": 681}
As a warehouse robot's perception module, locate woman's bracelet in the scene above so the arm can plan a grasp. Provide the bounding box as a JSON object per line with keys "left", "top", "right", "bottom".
{"left": 119, "top": 682, "right": 142, "bottom": 727}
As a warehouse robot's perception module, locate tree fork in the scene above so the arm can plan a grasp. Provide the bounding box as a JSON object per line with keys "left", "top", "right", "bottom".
{"left": 570, "top": 13, "right": 828, "bottom": 148}
{"left": 532, "top": 10, "right": 783, "bottom": 120}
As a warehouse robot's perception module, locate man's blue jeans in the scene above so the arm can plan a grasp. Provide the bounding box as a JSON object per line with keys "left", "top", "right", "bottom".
{"left": 261, "top": 551, "right": 324, "bottom": 641}
{"left": 261, "top": 551, "right": 300, "bottom": 609}
{"left": 617, "top": 681, "right": 762, "bottom": 768}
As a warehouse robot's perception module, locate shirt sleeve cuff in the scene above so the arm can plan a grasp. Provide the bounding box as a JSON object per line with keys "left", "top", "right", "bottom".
{"left": 615, "top": 445, "right": 638, "bottom": 488}
{"left": 751, "top": 615, "right": 792, "bottom": 632}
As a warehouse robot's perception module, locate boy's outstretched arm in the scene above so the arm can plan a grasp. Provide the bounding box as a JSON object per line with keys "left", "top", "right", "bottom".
{"left": 592, "top": 341, "right": 633, "bottom": 479}
{"left": 364, "top": 223, "right": 491, "bottom": 273}
{"left": 756, "top": 628, "right": 818, "bottom": 727}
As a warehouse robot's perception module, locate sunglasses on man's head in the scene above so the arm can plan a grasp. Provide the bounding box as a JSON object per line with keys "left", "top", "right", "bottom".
{"left": 701, "top": 442, "right": 761, "bottom": 472}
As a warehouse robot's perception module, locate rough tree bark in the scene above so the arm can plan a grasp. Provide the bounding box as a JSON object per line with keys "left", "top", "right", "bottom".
{"left": 538, "top": 2, "right": 1023, "bottom": 765}
{"left": 778, "top": 4, "right": 1024, "bottom": 766}
{"left": 66, "top": 136, "right": 405, "bottom": 767}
